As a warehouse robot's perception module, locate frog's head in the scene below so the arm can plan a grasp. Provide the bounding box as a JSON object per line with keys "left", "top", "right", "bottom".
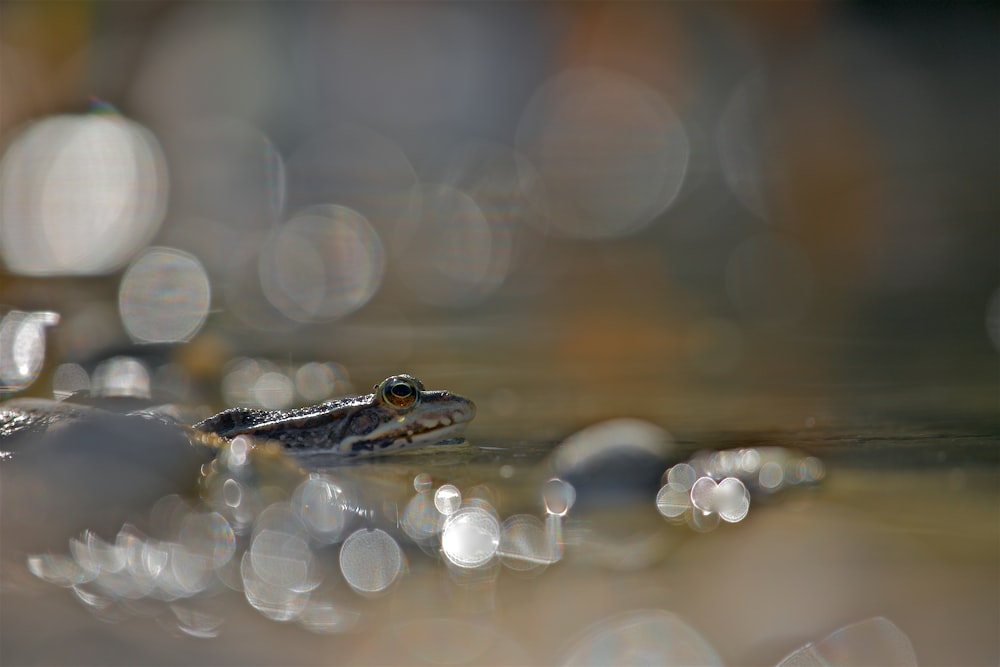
{"left": 336, "top": 374, "right": 476, "bottom": 455}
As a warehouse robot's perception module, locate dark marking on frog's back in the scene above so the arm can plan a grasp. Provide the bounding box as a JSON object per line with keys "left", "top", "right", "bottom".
{"left": 193, "top": 407, "right": 272, "bottom": 438}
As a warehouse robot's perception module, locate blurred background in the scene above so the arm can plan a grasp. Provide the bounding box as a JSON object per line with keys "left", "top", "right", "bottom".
{"left": 0, "top": 2, "right": 998, "bottom": 666}
{"left": 0, "top": 1, "right": 996, "bottom": 435}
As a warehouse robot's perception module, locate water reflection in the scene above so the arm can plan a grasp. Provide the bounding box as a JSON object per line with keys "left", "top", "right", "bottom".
{"left": 19, "top": 414, "right": 939, "bottom": 665}
{"left": 29, "top": 509, "right": 235, "bottom": 613}
{"left": 656, "top": 447, "right": 823, "bottom": 531}
{"left": 15, "top": 404, "right": 836, "bottom": 652}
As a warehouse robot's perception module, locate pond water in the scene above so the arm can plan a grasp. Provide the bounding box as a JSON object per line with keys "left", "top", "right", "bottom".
{"left": 1, "top": 393, "right": 996, "bottom": 666}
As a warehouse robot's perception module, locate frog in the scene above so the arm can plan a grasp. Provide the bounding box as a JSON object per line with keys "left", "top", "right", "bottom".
{"left": 193, "top": 374, "right": 476, "bottom": 456}
{"left": 1, "top": 374, "right": 476, "bottom": 458}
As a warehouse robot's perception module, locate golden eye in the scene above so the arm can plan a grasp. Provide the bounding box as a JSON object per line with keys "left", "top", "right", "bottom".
{"left": 379, "top": 376, "right": 420, "bottom": 411}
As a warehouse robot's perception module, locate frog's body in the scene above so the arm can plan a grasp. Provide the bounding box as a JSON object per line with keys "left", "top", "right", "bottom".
{"left": 1, "top": 374, "right": 476, "bottom": 458}
{"left": 194, "top": 375, "right": 475, "bottom": 455}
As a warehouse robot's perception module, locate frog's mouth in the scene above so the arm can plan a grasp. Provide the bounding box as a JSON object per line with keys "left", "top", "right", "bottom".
{"left": 404, "top": 419, "right": 469, "bottom": 443}
{"left": 337, "top": 396, "right": 476, "bottom": 456}
{"left": 391, "top": 403, "right": 476, "bottom": 446}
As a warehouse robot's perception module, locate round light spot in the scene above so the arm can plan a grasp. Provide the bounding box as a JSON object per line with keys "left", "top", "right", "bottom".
{"left": 28, "top": 552, "right": 89, "bottom": 588}
{"left": 253, "top": 371, "right": 294, "bottom": 410}
{"left": 689, "top": 476, "right": 719, "bottom": 514}
{"left": 560, "top": 610, "right": 723, "bottom": 666}
{"left": 241, "top": 551, "right": 309, "bottom": 622}
{"left": 434, "top": 484, "right": 462, "bottom": 516}
{"left": 161, "top": 117, "right": 285, "bottom": 232}
{"left": 285, "top": 123, "right": 420, "bottom": 259}
{"left": 397, "top": 184, "right": 498, "bottom": 307}
{"left": 686, "top": 507, "right": 721, "bottom": 533}
{"left": 119, "top": 247, "right": 210, "bottom": 343}
{"left": 259, "top": 204, "right": 384, "bottom": 322}
{"left": 0, "top": 310, "right": 59, "bottom": 391}
{"left": 52, "top": 363, "right": 90, "bottom": 400}
{"left": 665, "top": 463, "right": 697, "bottom": 491}
{"left": 0, "top": 113, "right": 167, "bottom": 276}
{"left": 776, "top": 616, "right": 917, "bottom": 667}
{"left": 739, "top": 449, "right": 761, "bottom": 473}
{"left": 759, "top": 461, "right": 785, "bottom": 491}
{"left": 249, "top": 528, "right": 318, "bottom": 594}
{"left": 178, "top": 512, "right": 236, "bottom": 569}
{"left": 294, "top": 362, "right": 349, "bottom": 402}
{"left": 440, "top": 140, "right": 541, "bottom": 280}
{"left": 541, "top": 478, "right": 576, "bottom": 517}
{"left": 801, "top": 457, "right": 826, "bottom": 483}
{"left": 293, "top": 477, "right": 350, "bottom": 544}
{"left": 91, "top": 356, "right": 150, "bottom": 398}
{"left": 655, "top": 483, "right": 691, "bottom": 520}
{"left": 401, "top": 492, "right": 439, "bottom": 544}
{"left": 441, "top": 506, "right": 500, "bottom": 569}
{"left": 339, "top": 528, "right": 404, "bottom": 596}
{"left": 516, "top": 68, "right": 689, "bottom": 239}
{"left": 221, "top": 357, "right": 270, "bottom": 406}
{"left": 715, "top": 477, "right": 750, "bottom": 523}
{"left": 498, "top": 514, "right": 550, "bottom": 573}
{"left": 413, "top": 473, "right": 433, "bottom": 493}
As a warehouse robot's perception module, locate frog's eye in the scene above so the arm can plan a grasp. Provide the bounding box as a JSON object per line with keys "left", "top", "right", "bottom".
{"left": 378, "top": 376, "right": 420, "bottom": 411}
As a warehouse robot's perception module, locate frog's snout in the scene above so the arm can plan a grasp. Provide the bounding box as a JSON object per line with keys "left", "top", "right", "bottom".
{"left": 451, "top": 394, "right": 476, "bottom": 424}
{"left": 423, "top": 390, "right": 476, "bottom": 425}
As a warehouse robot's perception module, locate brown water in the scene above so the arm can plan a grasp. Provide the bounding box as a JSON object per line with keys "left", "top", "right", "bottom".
{"left": 2, "top": 408, "right": 996, "bottom": 666}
